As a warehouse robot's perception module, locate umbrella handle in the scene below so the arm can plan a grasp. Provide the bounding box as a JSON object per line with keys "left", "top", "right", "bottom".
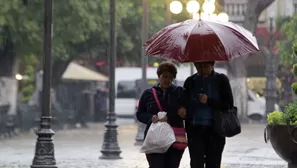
{"left": 264, "top": 125, "right": 270, "bottom": 143}
{"left": 292, "top": 126, "right": 297, "bottom": 144}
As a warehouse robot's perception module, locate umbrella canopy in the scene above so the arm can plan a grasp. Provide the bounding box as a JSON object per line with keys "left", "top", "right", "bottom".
{"left": 62, "top": 62, "right": 108, "bottom": 81}
{"left": 145, "top": 19, "right": 259, "bottom": 62}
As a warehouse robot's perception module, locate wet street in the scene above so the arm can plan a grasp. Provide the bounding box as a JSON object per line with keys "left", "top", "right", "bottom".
{"left": 0, "top": 121, "right": 287, "bottom": 168}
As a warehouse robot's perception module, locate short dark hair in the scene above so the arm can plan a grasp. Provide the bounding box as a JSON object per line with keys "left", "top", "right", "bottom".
{"left": 157, "top": 62, "right": 177, "bottom": 78}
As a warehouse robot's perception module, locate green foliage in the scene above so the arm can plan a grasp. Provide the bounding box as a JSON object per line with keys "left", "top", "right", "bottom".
{"left": 293, "top": 43, "right": 297, "bottom": 56}
{"left": 267, "top": 103, "right": 297, "bottom": 125}
{"left": 117, "top": 0, "right": 189, "bottom": 65}
{"left": 0, "top": 0, "right": 216, "bottom": 73}
{"left": 19, "top": 55, "right": 36, "bottom": 103}
{"left": 277, "top": 14, "right": 297, "bottom": 65}
{"left": 275, "top": 16, "right": 291, "bottom": 30}
{"left": 267, "top": 111, "right": 285, "bottom": 125}
{"left": 283, "top": 102, "right": 297, "bottom": 125}
{"left": 0, "top": 0, "right": 196, "bottom": 102}
{"left": 293, "top": 64, "right": 297, "bottom": 75}
{"left": 291, "top": 82, "right": 297, "bottom": 95}
{"left": 0, "top": 0, "right": 102, "bottom": 60}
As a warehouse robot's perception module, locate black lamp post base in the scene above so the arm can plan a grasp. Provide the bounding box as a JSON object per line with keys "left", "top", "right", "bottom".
{"left": 31, "top": 128, "right": 57, "bottom": 168}
{"left": 100, "top": 123, "right": 122, "bottom": 160}
{"left": 99, "top": 152, "right": 122, "bottom": 160}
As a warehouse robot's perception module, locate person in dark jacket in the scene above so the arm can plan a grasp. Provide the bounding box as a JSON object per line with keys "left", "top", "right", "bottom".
{"left": 136, "top": 62, "right": 185, "bottom": 168}
{"left": 178, "top": 61, "right": 234, "bottom": 168}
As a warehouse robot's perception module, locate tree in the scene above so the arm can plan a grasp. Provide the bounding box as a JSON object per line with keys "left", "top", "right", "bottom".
{"left": 0, "top": 0, "right": 43, "bottom": 115}
{"left": 0, "top": 0, "right": 181, "bottom": 110}
{"left": 65, "top": 0, "right": 176, "bottom": 69}
{"left": 0, "top": 0, "right": 113, "bottom": 114}
{"left": 94, "top": 0, "right": 187, "bottom": 66}
{"left": 226, "top": 0, "right": 275, "bottom": 121}
{"left": 278, "top": 15, "right": 297, "bottom": 65}
{"left": 0, "top": 0, "right": 141, "bottom": 87}
{"left": 276, "top": 15, "right": 297, "bottom": 108}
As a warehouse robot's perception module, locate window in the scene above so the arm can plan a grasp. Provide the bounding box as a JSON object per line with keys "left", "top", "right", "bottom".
{"left": 135, "top": 79, "right": 159, "bottom": 98}
{"left": 117, "top": 81, "right": 136, "bottom": 98}
{"left": 135, "top": 79, "right": 158, "bottom": 89}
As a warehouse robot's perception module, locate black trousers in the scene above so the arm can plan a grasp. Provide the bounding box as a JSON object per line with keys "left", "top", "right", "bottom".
{"left": 186, "top": 124, "right": 225, "bottom": 168}
{"left": 146, "top": 147, "right": 184, "bottom": 168}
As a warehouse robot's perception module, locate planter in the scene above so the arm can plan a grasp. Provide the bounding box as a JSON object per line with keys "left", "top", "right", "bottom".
{"left": 264, "top": 125, "right": 297, "bottom": 166}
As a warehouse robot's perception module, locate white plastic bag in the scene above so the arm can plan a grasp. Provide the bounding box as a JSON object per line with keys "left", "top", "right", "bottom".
{"left": 140, "top": 122, "right": 175, "bottom": 154}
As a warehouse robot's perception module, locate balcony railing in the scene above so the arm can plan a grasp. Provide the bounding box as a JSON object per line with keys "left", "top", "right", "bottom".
{"left": 224, "top": 0, "right": 273, "bottom": 24}
{"left": 224, "top": 0, "right": 247, "bottom": 24}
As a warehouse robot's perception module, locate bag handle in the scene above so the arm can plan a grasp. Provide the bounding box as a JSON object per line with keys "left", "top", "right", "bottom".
{"left": 152, "top": 88, "right": 163, "bottom": 112}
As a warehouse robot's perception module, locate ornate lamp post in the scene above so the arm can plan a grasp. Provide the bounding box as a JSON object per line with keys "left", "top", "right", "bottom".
{"left": 100, "top": 0, "right": 122, "bottom": 159}
{"left": 264, "top": 14, "right": 278, "bottom": 121}
{"left": 31, "top": 0, "right": 57, "bottom": 167}
{"left": 169, "top": 0, "right": 229, "bottom": 74}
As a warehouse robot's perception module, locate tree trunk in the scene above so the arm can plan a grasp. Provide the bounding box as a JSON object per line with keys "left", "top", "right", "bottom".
{"left": 228, "top": 0, "right": 275, "bottom": 122}
{"left": 0, "top": 29, "right": 18, "bottom": 116}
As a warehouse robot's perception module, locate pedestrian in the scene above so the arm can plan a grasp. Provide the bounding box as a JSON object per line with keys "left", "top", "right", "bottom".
{"left": 136, "top": 62, "right": 185, "bottom": 168}
{"left": 178, "top": 61, "right": 234, "bottom": 168}
{"left": 94, "top": 88, "right": 107, "bottom": 122}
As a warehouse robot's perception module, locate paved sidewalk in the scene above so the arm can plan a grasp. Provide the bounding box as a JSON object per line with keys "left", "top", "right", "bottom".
{"left": 0, "top": 123, "right": 287, "bottom": 168}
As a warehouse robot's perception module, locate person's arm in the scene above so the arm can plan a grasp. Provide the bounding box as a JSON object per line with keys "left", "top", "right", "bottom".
{"left": 207, "top": 74, "right": 234, "bottom": 110}
{"left": 181, "top": 77, "right": 192, "bottom": 107}
{"left": 136, "top": 89, "right": 153, "bottom": 124}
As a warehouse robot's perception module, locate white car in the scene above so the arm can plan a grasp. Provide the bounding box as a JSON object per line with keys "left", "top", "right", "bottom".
{"left": 247, "top": 89, "right": 280, "bottom": 121}
{"left": 115, "top": 67, "right": 191, "bottom": 118}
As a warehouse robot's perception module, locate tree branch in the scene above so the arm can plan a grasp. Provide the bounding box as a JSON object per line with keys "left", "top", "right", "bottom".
{"left": 228, "top": 0, "right": 276, "bottom": 78}
{"left": 255, "top": 0, "right": 275, "bottom": 14}
{"left": 243, "top": 0, "right": 275, "bottom": 33}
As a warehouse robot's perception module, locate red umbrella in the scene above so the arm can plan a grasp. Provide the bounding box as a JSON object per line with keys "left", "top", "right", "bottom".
{"left": 145, "top": 19, "right": 259, "bottom": 62}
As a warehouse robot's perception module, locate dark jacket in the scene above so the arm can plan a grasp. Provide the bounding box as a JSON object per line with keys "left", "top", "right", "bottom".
{"left": 136, "top": 84, "right": 184, "bottom": 137}
{"left": 183, "top": 72, "right": 234, "bottom": 120}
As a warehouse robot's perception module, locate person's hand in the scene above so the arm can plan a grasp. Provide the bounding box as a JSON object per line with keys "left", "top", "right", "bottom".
{"left": 159, "top": 115, "right": 168, "bottom": 122}
{"left": 152, "top": 115, "right": 159, "bottom": 123}
{"left": 178, "top": 107, "right": 186, "bottom": 119}
{"left": 199, "top": 94, "right": 208, "bottom": 104}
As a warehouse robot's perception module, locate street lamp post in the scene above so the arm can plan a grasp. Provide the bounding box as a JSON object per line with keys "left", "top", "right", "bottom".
{"left": 31, "top": 0, "right": 57, "bottom": 168}
{"left": 169, "top": 0, "right": 229, "bottom": 75}
{"left": 100, "top": 0, "right": 122, "bottom": 159}
{"left": 135, "top": 0, "right": 149, "bottom": 146}
{"left": 264, "top": 16, "right": 278, "bottom": 122}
